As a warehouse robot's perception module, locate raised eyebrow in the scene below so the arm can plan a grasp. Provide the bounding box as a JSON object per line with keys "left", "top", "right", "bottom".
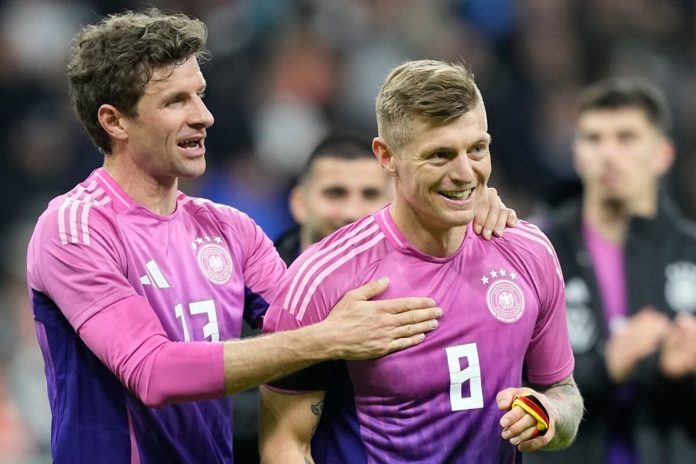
{"left": 161, "top": 81, "right": 207, "bottom": 101}
{"left": 577, "top": 129, "right": 600, "bottom": 140}
{"left": 617, "top": 129, "right": 638, "bottom": 138}
{"left": 321, "top": 185, "right": 348, "bottom": 194}
{"left": 478, "top": 134, "right": 492, "bottom": 145}
{"left": 421, "top": 146, "right": 456, "bottom": 158}
{"left": 160, "top": 89, "right": 186, "bottom": 103}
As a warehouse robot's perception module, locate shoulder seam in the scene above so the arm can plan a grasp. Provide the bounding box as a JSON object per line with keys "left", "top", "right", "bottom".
{"left": 505, "top": 224, "right": 564, "bottom": 282}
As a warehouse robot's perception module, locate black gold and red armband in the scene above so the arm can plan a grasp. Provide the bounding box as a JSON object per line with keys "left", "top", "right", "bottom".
{"left": 511, "top": 394, "right": 550, "bottom": 436}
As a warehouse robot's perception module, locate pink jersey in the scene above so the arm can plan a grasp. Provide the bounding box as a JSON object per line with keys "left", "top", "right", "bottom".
{"left": 27, "top": 168, "right": 285, "bottom": 463}
{"left": 264, "top": 205, "right": 574, "bottom": 463}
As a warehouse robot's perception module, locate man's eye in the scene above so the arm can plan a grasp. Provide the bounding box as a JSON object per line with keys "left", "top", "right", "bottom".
{"left": 323, "top": 188, "right": 346, "bottom": 199}
{"left": 471, "top": 144, "right": 487, "bottom": 156}
{"left": 431, "top": 151, "right": 451, "bottom": 160}
{"left": 363, "top": 189, "right": 382, "bottom": 200}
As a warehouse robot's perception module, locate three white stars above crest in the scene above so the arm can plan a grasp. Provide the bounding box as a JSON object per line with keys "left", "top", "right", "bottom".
{"left": 191, "top": 235, "right": 224, "bottom": 250}
{"left": 481, "top": 268, "right": 517, "bottom": 285}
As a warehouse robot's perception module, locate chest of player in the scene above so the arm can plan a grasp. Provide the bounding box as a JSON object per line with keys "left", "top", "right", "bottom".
{"left": 348, "top": 254, "right": 540, "bottom": 403}
{"left": 118, "top": 220, "right": 245, "bottom": 342}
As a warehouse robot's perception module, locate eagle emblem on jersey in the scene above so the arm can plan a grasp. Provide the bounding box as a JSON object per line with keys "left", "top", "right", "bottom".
{"left": 665, "top": 261, "right": 696, "bottom": 313}
{"left": 481, "top": 268, "right": 525, "bottom": 323}
{"left": 192, "top": 236, "right": 233, "bottom": 285}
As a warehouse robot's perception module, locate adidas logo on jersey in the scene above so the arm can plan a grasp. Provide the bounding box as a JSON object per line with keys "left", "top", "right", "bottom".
{"left": 140, "top": 259, "right": 170, "bottom": 288}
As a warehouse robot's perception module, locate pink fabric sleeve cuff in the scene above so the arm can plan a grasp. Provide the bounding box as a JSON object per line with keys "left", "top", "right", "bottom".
{"left": 79, "top": 294, "right": 226, "bottom": 407}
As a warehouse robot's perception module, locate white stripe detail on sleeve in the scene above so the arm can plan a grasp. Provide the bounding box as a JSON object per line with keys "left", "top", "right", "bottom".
{"left": 59, "top": 182, "right": 90, "bottom": 244}
{"left": 283, "top": 218, "right": 378, "bottom": 313}
{"left": 69, "top": 195, "right": 80, "bottom": 243}
{"left": 80, "top": 200, "right": 93, "bottom": 245}
{"left": 58, "top": 198, "right": 71, "bottom": 245}
{"left": 506, "top": 225, "right": 563, "bottom": 281}
{"left": 295, "top": 232, "right": 385, "bottom": 321}
{"left": 58, "top": 181, "right": 107, "bottom": 245}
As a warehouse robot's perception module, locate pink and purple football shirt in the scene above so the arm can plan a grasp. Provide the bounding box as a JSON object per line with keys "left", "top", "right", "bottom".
{"left": 27, "top": 168, "right": 285, "bottom": 463}
{"left": 264, "top": 205, "right": 574, "bottom": 463}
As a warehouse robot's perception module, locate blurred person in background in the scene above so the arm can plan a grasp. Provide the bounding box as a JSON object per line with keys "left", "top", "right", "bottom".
{"left": 0, "top": 219, "right": 52, "bottom": 464}
{"left": 260, "top": 59, "right": 582, "bottom": 463}
{"left": 274, "top": 131, "right": 393, "bottom": 265}
{"left": 528, "top": 78, "right": 696, "bottom": 464}
{"left": 25, "top": 9, "right": 451, "bottom": 463}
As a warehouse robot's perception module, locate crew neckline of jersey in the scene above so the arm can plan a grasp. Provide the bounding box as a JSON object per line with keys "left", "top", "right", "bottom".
{"left": 374, "top": 204, "right": 471, "bottom": 263}
{"left": 92, "top": 168, "right": 183, "bottom": 222}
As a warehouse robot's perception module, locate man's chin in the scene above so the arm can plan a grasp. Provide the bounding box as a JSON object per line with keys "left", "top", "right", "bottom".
{"left": 178, "top": 160, "right": 207, "bottom": 179}
{"left": 435, "top": 210, "right": 475, "bottom": 230}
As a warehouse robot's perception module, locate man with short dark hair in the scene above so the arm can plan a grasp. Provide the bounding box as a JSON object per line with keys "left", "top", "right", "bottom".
{"left": 529, "top": 78, "right": 696, "bottom": 464}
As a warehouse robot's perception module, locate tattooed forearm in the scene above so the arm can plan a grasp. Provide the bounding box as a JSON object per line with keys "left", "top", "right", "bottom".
{"left": 537, "top": 375, "right": 584, "bottom": 450}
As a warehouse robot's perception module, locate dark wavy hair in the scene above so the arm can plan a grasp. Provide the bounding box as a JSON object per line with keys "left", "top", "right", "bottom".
{"left": 67, "top": 8, "right": 209, "bottom": 154}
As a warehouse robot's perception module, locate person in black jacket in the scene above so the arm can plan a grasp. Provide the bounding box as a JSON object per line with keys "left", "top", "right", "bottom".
{"left": 528, "top": 78, "right": 696, "bottom": 464}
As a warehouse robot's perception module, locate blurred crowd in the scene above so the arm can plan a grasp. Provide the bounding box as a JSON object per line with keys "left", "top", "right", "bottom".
{"left": 1, "top": 0, "right": 696, "bottom": 462}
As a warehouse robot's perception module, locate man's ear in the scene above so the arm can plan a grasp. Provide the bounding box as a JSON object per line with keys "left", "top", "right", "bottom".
{"left": 97, "top": 104, "right": 128, "bottom": 142}
{"left": 372, "top": 137, "right": 397, "bottom": 177}
{"left": 654, "top": 138, "right": 675, "bottom": 177}
{"left": 289, "top": 185, "right": 308, "bottom": 225}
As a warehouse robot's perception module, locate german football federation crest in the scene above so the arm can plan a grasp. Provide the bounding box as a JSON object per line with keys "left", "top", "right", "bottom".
{"left": 564, "top": 277, "right": 599, "bottom": 353}
{"left": 665, "top": 261, "right": 696, "bottom": 313}
{"left": 481, "top": 268, "right": 525, "bottom": 323}
{"left": 192, "top": 236, "right": 233, "bottom": 285}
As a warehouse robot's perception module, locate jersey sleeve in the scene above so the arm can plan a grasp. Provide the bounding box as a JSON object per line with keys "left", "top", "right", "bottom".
{"left": 78, "top": 294, "right": 226, "bottom": 406}
{"left": 235, "top": 212, "right": 287, "bottom": 328}
{"left": 522, "top": 227, "right": 575, "bottom": 386}
{"left": 27, "top": 203, "right": 136, "bottom": 331}
{"left": 262, "top": 247, "right": 345, "bottom": 391}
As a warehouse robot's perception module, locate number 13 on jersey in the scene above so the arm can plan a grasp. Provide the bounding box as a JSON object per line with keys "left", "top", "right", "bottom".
{"left": 174, "top": 299, "right": 220, "bottom": 342}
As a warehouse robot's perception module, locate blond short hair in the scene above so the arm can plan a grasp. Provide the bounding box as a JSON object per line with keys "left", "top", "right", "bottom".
{"left": 375, "top": 59, "right": 480, "bottom": 151}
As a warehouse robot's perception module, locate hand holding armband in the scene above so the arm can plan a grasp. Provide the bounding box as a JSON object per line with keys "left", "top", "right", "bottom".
{"left": 512, "top": 394, "right": 550, "bottom": 438}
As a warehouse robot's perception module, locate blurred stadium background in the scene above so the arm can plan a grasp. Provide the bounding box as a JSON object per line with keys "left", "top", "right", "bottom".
{"left": 1, "top": 0, "right": 695, "bottom": 462}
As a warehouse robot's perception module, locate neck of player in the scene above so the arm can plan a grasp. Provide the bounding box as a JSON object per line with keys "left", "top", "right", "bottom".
{"left": 103, "top": 154, "right": 179, "bottom": 216}
{"left": 390, "top": 197, "right": 467, "bottom": 258}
